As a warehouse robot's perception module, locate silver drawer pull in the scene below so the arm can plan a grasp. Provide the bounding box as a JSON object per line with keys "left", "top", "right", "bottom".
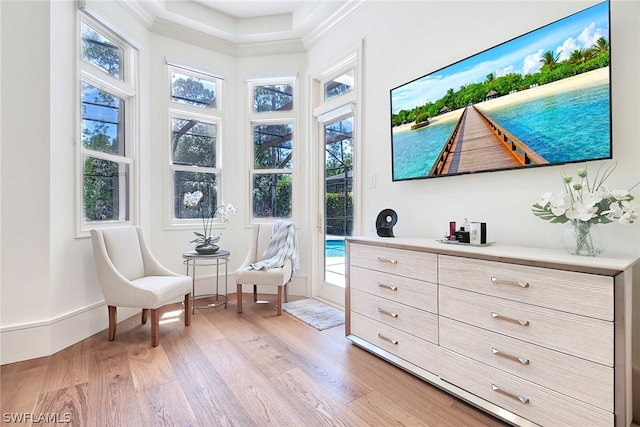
{"left": 378, "top": 307, "right": 399, "bottom": 318}
{"left": 491, "top": 312, "right": 529, "bottom": 326}
{"left": 491, "top": 384, "right": 529, "bottom": 404}
{"left": 491, "top": 276, "right": 529, "bottom": 288}
{"left": 492, "top": 347, "right": 530, "bottom": 365}
{"left": 377, "top": 257, "right": 398, "bottom": 264}
{"left": 377, "top": 333, "right": 398, "bottom": 345}
{"left": 377, "top": 282, "right": 398, "bottom": 291}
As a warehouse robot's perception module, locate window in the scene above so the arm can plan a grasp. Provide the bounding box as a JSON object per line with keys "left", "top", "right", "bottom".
{"left": 169, "top": 65, "right": 223, "bottom": 223}
{"left": 79, "top": 14, "right": 137, "bottom": 229}
{"left": 324, "top": 69, "right": 354, "bottom": 101}
{"left": 248, "top": 80, "right": 295, "bottom": 219}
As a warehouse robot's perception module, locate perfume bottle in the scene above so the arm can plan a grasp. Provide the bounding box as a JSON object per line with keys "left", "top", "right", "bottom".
{"left": 449, "top": 221, "right": 456, "bottom": 240}
{"left": 455, "top": 224, "right": 470, "bottom": 243}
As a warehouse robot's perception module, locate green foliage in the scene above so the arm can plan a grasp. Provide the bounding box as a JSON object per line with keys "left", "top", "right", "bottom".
{"left": 254, "top": 84, "right": 293, "bottom": 112}
{"left": 84, "top": 157, "right": 120, "bottom": 221}
{"left": 173, "top": 119, "right": 216, "bottom": 167}
{"left": 414, "top": 110, "right": 429, "bottom": 124}
{"left": 172, "top": 77, "right": 215, "bottom": 107}
{"left": 252, "top": 173, "right": 292, "bottom": 218}
{"left": 325, "top": 191, "right": 353, "bottom": 235}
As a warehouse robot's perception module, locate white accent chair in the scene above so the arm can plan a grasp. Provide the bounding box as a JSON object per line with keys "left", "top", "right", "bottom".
{"left": 235, "top": 223, "right": 294, "bottom": 316}
{"left": 90, "top": 226, "right": 192, "bottom": 346}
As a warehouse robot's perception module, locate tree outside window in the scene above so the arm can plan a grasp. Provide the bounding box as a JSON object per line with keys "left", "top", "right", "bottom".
{"left": 80, "top": 16, "right": 134, "bottom": 226}
{"left": 249, "top": 80, "right": 295, "bottom": 219}
{"left": 169, "top": 66, "right": 223, "bottom": 223}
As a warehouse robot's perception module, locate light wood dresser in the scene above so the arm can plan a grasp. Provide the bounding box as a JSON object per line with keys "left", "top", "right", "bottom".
{"left": 345, "top": 236, "right": 640, "bottom": 427}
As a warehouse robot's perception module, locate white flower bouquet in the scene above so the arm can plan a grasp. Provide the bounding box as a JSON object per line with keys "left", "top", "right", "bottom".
{"left": 532, "top": 162, "right": 638, "bottom": 256}
{"left": 532, "top": 162, "right": 637, "bottom": 225}
{"left": 183, "top": 190, "right": 237, "bottom": 247}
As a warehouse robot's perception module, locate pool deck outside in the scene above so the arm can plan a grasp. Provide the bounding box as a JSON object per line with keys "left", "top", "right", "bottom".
{"left": 325, "top": 236, "right": 347, "bottom": 286}
{"left": 326, "top": 256, "right": 345, "bottom": 286}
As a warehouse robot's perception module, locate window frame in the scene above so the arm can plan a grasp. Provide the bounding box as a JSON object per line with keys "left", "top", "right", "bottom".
{"left": 167, "top": 64, "right": 225, "bottom": 230}
{"left": 77, "top": 12, "right": 139, "bottom": 236}
{"left": 247, "top": 77, "right": 297, "bottom": 222}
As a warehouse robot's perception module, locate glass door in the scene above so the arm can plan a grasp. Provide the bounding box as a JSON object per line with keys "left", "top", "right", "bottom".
{"left": 321, "top": 114, "right": 353, "bottom": 300}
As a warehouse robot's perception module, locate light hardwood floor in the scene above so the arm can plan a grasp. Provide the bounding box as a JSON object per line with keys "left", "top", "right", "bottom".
{"left": 1, "top": 294, "right": 507, "bottom": 426}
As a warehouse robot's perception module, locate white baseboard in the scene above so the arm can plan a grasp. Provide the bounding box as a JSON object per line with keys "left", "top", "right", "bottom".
{"left": 0, "top": 302, "right": 138, "bottom": 366}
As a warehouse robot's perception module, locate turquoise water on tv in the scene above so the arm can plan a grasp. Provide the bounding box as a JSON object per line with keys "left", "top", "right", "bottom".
{"left": 392, "top": 81, "right": 610, "bottom": 180}
{"left": 392, "top": 119, "right": 458, "bottom": 180}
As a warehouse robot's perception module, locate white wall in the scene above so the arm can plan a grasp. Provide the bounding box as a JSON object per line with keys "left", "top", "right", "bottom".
{"left": 308, "top": 0, "right": 640, "bottom": 257}
{"left": 1, "top": 0, "right": 638, "bottom": 365}
{"left": 0, "top": 0, "right": 149, "bottom": 364}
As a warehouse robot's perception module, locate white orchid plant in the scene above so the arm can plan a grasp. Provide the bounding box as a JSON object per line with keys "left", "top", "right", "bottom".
{"left": 532, "top": 162, "right": 638, "bottom": 226}
{"left": 183, "top": 190, "right": 237, "bottom": 246}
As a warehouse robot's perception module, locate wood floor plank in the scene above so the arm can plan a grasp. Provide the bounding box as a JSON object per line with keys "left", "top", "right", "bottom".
{"left": 161, "top": 326, "right": 256, "bottom": 426}
{"left": 346, "top": 389, "right": 429, "bottom": 426}
{"left": 186, "top": 310, "right": 225, "bottom": 343}
{"left": 32, "top": 383, "right": 88, "bottom": 427}
{"left": 1, "top": 294, "right": 509, "bottom": 427}
{"left": 269, "top": 367, "right": 369, "bottom": 427}
{"left": 40, "top": 340, "right": 89, "bottom": 393}
{"left": 137, "top": 379, "right": 199, "bottom": 427}
{"left": 0, "top": 363, "right": 48, "bottom": 416}
{"left": 241, "top": 312, "right": 370, "bottom": 405}
{"left": 126, "top": 342, "right": 176, "bottom": 392}
{"left": 200, "top": 339, "right": 306, "bottom": 426}
{"left": 86, "top": 340, "right": 143, "bottom": 426}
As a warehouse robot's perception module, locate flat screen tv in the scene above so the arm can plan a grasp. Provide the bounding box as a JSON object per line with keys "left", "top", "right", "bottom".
{"left": 390, "top": 1, "right": 611, "bottom": 181}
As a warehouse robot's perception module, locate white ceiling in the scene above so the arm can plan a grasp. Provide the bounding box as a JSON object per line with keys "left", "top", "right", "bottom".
{"left": 193, "top": 0, "right": 318, "bottom": 19}
{"left": 118, "top": 0, "right": 369, "bottom": 54}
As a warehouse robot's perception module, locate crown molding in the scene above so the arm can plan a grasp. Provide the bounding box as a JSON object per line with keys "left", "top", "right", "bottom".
{"left": 151, "top": 18, "right": 305, "bottom": 58}
{"left": 302, "top": 0, "right": 371, "bottom": 49}
{"left": 151, "top": 18, "right": 238, "bottom": 57}
{"left": 116, "top": 0, "right": 372, "bottom": 57}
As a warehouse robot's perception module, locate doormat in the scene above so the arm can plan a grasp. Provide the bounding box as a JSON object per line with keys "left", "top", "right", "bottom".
{"left": 282, "top": 298, "right": 345, "bottom": 331}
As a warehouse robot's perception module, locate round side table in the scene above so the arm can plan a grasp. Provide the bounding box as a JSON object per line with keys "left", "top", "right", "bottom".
{"left": 182, "top": 250, "right": 230, "bottom": 313}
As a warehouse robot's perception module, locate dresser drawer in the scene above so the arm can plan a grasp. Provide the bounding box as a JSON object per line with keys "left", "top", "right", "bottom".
{"left": 348, "top": 243, "right": 437, "bottom": 282}
{"left": 351, "top": 289, "right": 438, "bottom": 344}
{"left": 351, "top": 312, "right": 439, "bottom": 374}
{"left": 439, "top": 317, "right": 613, "bottom": 412}
{"left": 439, "top": 255, "right": 613, "bottom": 320}
{"left": 439, "top": 286, "right": 613, "bottom": 366}
{"left": 350, "top": 265, "right": 438, "bottom": 313}
{"left": 439, "top": 349, "right": 612, "bottom": 427}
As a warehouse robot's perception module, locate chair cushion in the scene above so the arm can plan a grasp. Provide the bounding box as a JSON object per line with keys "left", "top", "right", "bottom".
{"left": 236, "top": 266, "right": 287, "bottom": 286}
{"left": 256, "top": 224, "right": 274, "bottom": 256}
{"left": 124, "top": 275, "right": 192, "bottom": 309}
{"left": 102, "top": 227, "right": 146, "bottom": 281}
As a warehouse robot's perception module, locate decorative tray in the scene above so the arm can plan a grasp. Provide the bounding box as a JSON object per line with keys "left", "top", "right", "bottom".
{"left": 436, "top": 239, "right": 496, "bottom": 246}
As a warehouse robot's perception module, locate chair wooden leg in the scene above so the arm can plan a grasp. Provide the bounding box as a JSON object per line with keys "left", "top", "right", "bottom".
{"left": 108, "top": 306, "right": 117, "bottom": 341}
{"left": 184, "top": 293, "right": 192, "bottom": 326}
{"left": 276, "top": 286, "right": 283, "bottom": 316}
{"left": 253, "top": 284, "right": 258, "bottom": 302}
{"left": 236, "top": 284, "right": 243, "bottom": 313}
{"left": 151, "top": 309, "right": 160, "bottom": 347}
{"left": 141, "top": 309, "right": 148, "bottom": 324}
{"left": 284, "top": 283, "right": 289, "bottom": 303}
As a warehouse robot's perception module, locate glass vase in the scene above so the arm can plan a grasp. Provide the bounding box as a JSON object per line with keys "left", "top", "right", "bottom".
{"left": 562, "top": 222, "right": 605, "bottom": 257}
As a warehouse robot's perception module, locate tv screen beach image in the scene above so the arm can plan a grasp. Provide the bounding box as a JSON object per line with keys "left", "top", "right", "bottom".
{"left": 390, "top": 1, "right": 611, "bottom": 181}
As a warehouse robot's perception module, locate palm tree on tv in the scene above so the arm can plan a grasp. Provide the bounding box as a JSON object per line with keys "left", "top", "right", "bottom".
{"left": 540, "top": 50, "right": 561, "bottom": 72}
{"left": 590, "top": 36, "right": 609, "bottom": 56}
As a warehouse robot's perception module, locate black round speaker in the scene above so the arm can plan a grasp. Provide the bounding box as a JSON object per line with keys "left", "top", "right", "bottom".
{"left": 376, "top": 209, "right": 397, "bottom": 237}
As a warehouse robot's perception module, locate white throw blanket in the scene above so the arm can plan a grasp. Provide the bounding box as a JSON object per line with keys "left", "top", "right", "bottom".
{"left": 250, "top": 220, "right": 300, "bottom": 271}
